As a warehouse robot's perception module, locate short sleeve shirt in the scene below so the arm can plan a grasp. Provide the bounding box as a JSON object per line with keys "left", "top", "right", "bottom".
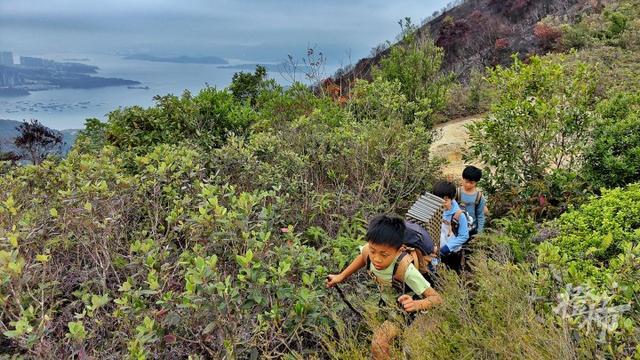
{"left": 360, "top": 245, "right": 431, "bottom": 296}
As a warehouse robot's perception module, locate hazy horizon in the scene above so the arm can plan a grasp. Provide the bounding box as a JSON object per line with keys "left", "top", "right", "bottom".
{"left": 0, "top": 0, "right": 453, "bottom": 130}
{"left": 0, "top": 0, "right": 450, "bottom": 64}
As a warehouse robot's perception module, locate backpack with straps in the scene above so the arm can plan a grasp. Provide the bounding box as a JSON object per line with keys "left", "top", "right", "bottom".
{"left": 361, "top": 244, "right": 423, "bottom": 291}
{"left": 454, "top": 187, "right": 482, "bottom": 232}
{"left": 450, "top": 209, "right": 471, "bottom": 237}
{"left": 361, "top": 221, "right": 435, "bottom": 284}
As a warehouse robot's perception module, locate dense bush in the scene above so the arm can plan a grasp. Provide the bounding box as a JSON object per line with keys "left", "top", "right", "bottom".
{"left": 374, "top": 18, "right": 452, "bottom": 126}
{"left": 100, "top": 87, "right": 257, "bottom": 153}
{"left": 467, "top": 55, "right": 598, "bottom": 216}
{"left": 0, "top": 145, "right": 355, "bottom": 357}
{"left": 584, "top": 92, "right": 640, "bottom": 189}
{"left": 536, "top": 183, "right": 640, "bottom": 357}
{"left": 0, "top": 66, "right": 446, "bottom": 357}
{"left": 212, "top": 115, "right": 442, "bottom": 234}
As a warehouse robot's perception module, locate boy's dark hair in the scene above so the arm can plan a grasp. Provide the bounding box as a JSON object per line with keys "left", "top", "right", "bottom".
{"left": 433, "top": 180, "right": 457, "bottom": 200}
{"left": 462, "top": 165, "right": 482, "bottom": 182}
{"left": 366, "top": 214, "right": 406, "bottom": 249}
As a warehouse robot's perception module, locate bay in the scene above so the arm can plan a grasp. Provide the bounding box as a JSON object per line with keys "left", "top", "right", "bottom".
{"left": 0, "top": 53, "right": 333, "bottom": 130}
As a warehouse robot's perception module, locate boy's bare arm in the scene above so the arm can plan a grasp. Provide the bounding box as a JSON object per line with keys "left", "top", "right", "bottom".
{"left": 326, "top": 253, "right": 366, "bottom": 288}
{"left": 398, "top": 287, "right": 443, "bottom": 312}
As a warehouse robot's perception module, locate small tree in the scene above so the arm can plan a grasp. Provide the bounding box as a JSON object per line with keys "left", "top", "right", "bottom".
{"left": 229, "top": 65, "right": 271, "bottom": 107}
{"left": 584, "top": 92, "right": 640, "bottom": 188}
{"left": 14, "top": 119, "right": 63, "bottom": 164}
{"left": 374, "top": 17, "right": 452, "bottom": 127}
{"left": 466, "top": 55, "right": 598, "bottom": 193}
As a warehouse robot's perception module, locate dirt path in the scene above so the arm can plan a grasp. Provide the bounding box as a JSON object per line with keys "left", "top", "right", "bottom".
{"left": 430, "top": 114, "right": 484, "bottom": 178}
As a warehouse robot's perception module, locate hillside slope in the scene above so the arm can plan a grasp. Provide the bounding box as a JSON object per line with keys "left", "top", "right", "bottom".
{"left": 333, "top": 0, "right": 608, "bottom": 89}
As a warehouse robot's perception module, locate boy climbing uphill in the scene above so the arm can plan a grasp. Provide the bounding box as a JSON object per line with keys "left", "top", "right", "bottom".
{"left": 456, "top": 165, "right": 488, "bottom": 236}
{"left": 434, "top": 180, "right": 470, "bottom": 271}
{"left": 326, "top": 215, "right": 442, "bottom": 359}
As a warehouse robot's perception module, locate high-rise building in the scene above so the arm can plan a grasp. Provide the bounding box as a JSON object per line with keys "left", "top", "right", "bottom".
{"left": 0, "top": 51, "right": 14, "bottom": 65}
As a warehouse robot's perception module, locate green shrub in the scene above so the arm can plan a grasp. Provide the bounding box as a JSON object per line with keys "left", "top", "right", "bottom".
{"left": 103, "top": 87, "right": 256, "bottom": 153}
{"left": 228, "top": 65, "right": 278, "bottom": 107}
{"left": 211, "top": 115, "right": 442, "bottom": 233}
{"left": 467, "top": 55, "right": 598, "bottom": 215}
{"left": 374, "top": 18, "right": 452, "bottom": 127}
{"left": 348, "top": 78, "right": 409, "bottom": 122}
{"left": 0, "top": 144, "right": 353, "bottom": 357}
{"left": 584, "top": 92, "right": 640, "bottom": 188}
{"left": 536, "top": 183, "right": 640, "bottom": 357}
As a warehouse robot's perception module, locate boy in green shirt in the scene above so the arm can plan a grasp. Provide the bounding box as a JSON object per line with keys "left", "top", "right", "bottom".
{"left": 326, "top": 215, "right": 442, "bottom": 359}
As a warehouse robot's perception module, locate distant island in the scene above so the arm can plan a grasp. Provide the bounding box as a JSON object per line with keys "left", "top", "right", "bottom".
{"left": 218, "top": 62, "right": 312, "bottom": 72}
{"left": 62, "top": 58, "right": 91, "bottom": 62}
{"left": 0, "top": 53, "right": 140, "bottom": 97}
{"left": 124, "top": 54, "right": 228, "bottom": 65}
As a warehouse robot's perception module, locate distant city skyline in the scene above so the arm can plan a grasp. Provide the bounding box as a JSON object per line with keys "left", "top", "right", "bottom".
{"left": 0, "top": 0, "right": 451, "bottom": 63}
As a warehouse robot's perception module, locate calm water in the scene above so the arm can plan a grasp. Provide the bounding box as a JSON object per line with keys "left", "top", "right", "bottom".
{"left": 0, "top": 53, "right": 333, "bottom": 130}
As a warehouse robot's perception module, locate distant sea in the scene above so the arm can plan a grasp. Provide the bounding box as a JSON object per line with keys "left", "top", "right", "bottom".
{"left": 0, "top": 53, "right": 338, "bottom": 130}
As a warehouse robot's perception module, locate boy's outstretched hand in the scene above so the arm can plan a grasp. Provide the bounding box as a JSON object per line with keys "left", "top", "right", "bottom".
{"left": 398, "top": 294, "right": 420, "bottom": 312}
{"left": 326, "top": 274, "right": 344, "bottom": 288}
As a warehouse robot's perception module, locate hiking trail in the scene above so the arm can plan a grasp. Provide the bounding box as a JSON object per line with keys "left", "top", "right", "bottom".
{"left": 430, "top": 114, "right": 483, "bottom": 178}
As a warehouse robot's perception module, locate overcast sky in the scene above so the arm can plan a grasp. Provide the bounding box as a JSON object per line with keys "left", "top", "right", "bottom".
{"left": 0, "top": 0, "right": 450, "bottom": 63}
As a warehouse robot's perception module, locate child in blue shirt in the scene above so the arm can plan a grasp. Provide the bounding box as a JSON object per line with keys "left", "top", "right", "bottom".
{"left": 456, "top": 165, "right": 488, "bottom": 236}
{"left": 434, "top": 181, "right": 469, "bottom": 271}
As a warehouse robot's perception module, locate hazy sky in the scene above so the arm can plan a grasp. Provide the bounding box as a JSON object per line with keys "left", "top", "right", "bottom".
{"left": 0, "top": 0, "right": 450, "bottom": 63}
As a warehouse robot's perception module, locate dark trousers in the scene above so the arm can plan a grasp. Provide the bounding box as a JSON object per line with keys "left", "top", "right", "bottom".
{"left": 442, "top": 229, "right": 477, "bottom": 272}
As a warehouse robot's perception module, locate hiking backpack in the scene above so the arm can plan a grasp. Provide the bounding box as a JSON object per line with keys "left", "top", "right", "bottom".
{"left": 454, "top": 186, "right": 482, "bottom": 232}
{"left": 450, "top": 209, "right": 472, "bottom": 237}
{"left": 361, "top": 221, "right": 435, "bottom": 280}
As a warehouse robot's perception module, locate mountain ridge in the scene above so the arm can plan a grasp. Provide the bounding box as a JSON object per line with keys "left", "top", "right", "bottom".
{"left": 332, "top": 0, "right": 607, "bottom": 90}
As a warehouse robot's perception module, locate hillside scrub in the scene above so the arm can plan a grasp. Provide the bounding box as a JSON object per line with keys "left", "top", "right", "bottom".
{"left": 3, "top": 3, "right": 640, "bottom": 356}
{"left": 373, "top": 18, "right": 453, "bottom": 127}
{"left": 0, "top": 71, "right": 444, "bottom": 357}
{"left": 583, "top": 92, "right": 640, "bottom": 189}
{"left": 466, "top": 55, "right": 598, "bottom": 216}
{"left": 535, "top": 184, "right": 640, "bottom": 358}
{"left": 0, "top": 145, "right": 352, "bottom": 357}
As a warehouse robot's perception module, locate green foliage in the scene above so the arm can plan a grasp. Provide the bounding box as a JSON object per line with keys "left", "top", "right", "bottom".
{"left": 74, "top": 117, "right": 108, "bottom": 154}
{"left": 486, "top": 215, "right": 538, "bottom": 263}
{"left": 252, "top": 82, "right": 322, "bottom": 131}
{"left": 0, "top": 70, "right": 443, "bottom": 356}
{"left": 228, "top": 65, "right": 277, "bottom": 107}
{"left": 557, "top": 0, "right": 639, "bottom": 50}
{"left": 66, "top": 321, "right": 87, "bottom": 342}
{"left": 536, "top": 184, "right": 640, "bottom": 356}
{"left": 374, "top": 18, "right": 452, "bottom": 126}
{"left": 584, "top": 92, "right": 640, "bottom": 188}
{"left": 348, "top": 78, "right": 409, "bottom": 122}
{"left": 467, "top": 55, "right": 598, "bottom": 215}
{"left": 605, "top": 10, "right": 629, "bottom": 39}
{"left": 103, "top": 87, "right": 256, "bottom": 153}
{"left": 212, "top": 116, "right": 441, "bottom": 232}
{"left": 402, "top": 254, "right": 577, "bottom": 359}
